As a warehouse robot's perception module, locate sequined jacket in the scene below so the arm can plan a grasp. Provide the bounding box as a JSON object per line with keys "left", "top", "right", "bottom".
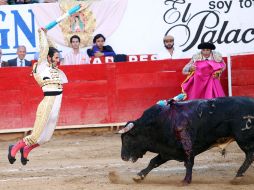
{"left": 33, "top": 30, "right": 68, "bottom": 93}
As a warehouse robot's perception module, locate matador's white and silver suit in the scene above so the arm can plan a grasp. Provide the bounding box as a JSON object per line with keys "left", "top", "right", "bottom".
{"left": 24, "top": 30, "right": 68, "bottom": 146}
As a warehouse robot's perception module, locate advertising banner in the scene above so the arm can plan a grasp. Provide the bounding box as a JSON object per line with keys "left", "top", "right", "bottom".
{"left": 0, "top": 0, "right": 253, "bottom": 61}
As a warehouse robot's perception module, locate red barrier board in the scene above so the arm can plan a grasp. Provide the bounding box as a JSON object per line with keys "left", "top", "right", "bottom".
{"left": 2, "top": 54, "right": 254, "bottom": 130}
{"left": 231, "top": 54, "right": 254, "bottom": 96}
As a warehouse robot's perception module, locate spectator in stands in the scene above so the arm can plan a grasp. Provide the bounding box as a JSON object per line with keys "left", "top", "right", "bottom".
{"left": 38, "top": 0, "right": 58, "bottom": 2}
{"left": 63, "top": 35, "right": 89, "bottom": 65}
{"left": 181, "top": 42, "right": 226, "bottom": 100}
{"left": 7, "top": 0, "right": 39, "bottom": 4}
{"left": 87, "top": 33, "right": 116, "bottom": 58}
{"left": 7, "top": 45, "right": 32, "bottom": 67}
{"left": 0, "top": 0, "right": 8, "bottom": 5}
{"left": 8, "top": 28, "right": 68, "bottom": 166}
{"left": 156, "top": 35, "right": 182, "bottom": 60}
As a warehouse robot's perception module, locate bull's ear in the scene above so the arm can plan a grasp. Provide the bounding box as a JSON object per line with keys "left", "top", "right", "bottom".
{"left": 117, "top": 122, "right": 135, "bottom": 134}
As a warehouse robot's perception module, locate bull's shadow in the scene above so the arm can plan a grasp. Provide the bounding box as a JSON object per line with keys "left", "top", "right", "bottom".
{"left": 118, "top": 96, "right": 254, "bottom": 185}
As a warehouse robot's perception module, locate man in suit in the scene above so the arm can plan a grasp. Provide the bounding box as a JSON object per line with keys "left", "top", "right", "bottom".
{"left": 7, "top": 45, "right": 32, "bottom": 67}
{"left": 0, "top": 48, "right": 8, "bottom": 67}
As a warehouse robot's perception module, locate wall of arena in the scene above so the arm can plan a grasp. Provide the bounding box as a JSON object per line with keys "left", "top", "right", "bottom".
{"left": 0, "top": 54, "right": 253, "bottom": 131}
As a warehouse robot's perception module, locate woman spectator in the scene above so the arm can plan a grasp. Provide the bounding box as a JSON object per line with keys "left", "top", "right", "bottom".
{"left": 87, "top": 33, "right": 116, "bottom": 58}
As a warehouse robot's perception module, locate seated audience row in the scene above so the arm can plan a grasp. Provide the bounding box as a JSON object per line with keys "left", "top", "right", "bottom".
{"left": 1, "top": 33, "right": 184, "bottom": 66}
{"left": 0, "top": 0, "right": 57, "bottom": 5}
{"left": 62, "top": 33, "right": 116, "bottom": 65}
{"left": 0, "top": 33, "right": 116, "bottom": 67}
{"left": 6, "top": 0, "right": 57, "bottom": 4}
{"left": 49, "top": 33, "right": 116, "bottom": 65}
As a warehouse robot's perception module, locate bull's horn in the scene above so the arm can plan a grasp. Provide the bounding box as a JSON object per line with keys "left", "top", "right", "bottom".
{"left": 118, "top": 122, "right": 134, "bottom": 134}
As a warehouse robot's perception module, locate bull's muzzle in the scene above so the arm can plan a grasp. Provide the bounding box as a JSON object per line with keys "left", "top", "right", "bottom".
{"left": 118, "top": 122, "right": 135, "bottom": 134}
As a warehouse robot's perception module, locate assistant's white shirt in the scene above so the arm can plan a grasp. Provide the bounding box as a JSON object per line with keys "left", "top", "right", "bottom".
{"left": 156, "top": 48, "right": 183, "bottom": 60}
{"left": 63, "top": 50, "right": 90, "bottom": 65}
{"left": 17, "top": 58, "right": 25, "bottom": 67}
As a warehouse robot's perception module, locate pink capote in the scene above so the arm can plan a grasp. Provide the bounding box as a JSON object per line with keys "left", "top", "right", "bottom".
{"left": 181, "top": 60, "right": 225, "bottom": 100}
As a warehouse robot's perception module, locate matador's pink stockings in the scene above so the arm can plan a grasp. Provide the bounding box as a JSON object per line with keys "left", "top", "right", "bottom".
{"left": 23, "top": 144, "right": 39, "bottom": 158}
{"left": 11, "top": 139, "right": 26, "bottom": 157}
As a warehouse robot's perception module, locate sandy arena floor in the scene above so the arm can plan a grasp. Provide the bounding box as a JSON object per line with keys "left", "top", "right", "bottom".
{"left": 0, "top": 132, "right": 254, "bottom": 190}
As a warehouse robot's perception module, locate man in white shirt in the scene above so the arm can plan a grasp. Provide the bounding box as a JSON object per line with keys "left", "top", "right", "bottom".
{"left": 156, "top": 35, "right": 182, "bottom": 60}
{"left": 63, "top": 35, "right": 89, "bottom": 65}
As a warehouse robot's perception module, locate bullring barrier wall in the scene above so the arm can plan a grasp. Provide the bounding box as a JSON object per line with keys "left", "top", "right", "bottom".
{"left": 0, "top": 54, "right": 253, "bottom": 131}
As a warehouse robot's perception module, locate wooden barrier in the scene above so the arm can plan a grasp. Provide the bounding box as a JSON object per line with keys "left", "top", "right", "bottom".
{"left": 230, "top": 54, "right": 254, "bottom": 97}
{"left": 1, "top": 54, "right": 253, "bottom": 132}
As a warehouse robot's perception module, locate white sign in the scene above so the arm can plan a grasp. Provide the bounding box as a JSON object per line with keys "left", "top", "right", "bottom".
{"left": 0, "top": 0, "right": 253, "bottom": 61}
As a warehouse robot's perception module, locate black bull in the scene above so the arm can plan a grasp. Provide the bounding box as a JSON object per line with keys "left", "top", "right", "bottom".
{"left": 120, "top": 96, "right": 254, "bottom": 184}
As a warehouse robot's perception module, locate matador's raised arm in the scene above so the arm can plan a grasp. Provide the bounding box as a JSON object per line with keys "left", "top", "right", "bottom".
{"left": 33, "top": 29, "right": 57, "bottom": 87}
{"left": 37, "top": 28, "right": 57, "bottom": 65}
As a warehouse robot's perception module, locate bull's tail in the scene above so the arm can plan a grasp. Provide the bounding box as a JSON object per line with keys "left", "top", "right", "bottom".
{"left": 210, "top": 137, "right": 235, "bottom": 156}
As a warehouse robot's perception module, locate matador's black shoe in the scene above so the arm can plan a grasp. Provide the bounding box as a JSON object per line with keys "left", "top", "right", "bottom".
{"left": 20, "top": 148, "right": 29, "bottom": 165}
{"left": 8, "top": 145, "right": 16, "bottom": 164}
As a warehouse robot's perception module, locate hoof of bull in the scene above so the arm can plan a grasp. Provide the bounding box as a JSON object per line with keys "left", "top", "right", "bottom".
{"left": 132, "top": 174, "right": 144, "bottom": 183}
{"left": 231, "top": 176, "right": 244, "bottom": 185}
